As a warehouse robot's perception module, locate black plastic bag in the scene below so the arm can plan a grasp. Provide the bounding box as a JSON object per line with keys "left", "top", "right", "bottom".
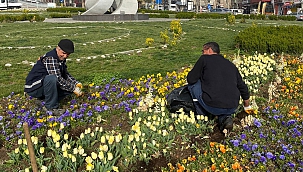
{"left": 166, "top": 85, "right": 195, "bottom": 113}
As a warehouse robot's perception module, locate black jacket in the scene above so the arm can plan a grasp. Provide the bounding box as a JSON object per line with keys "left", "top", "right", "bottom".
{"left": 187, "top": 54, "right": 250, "bottom": 109}
{"left": 24, "top": 49, "right": 77, "bottom": 93}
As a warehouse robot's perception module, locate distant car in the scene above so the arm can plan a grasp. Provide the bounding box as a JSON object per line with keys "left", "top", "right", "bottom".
{"left": 230, "top": 9, "right": 243, "bottom": 15}
{"left": 209, "top": 8, "right": 232, "bottom": 14}
{"left": 288, "top": 12, "right": 303, "bottom": 21}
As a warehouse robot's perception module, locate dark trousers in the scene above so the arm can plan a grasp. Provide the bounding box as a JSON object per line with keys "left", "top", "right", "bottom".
{"left": 27, "top": 75, "right": 72, "bottom": 110}
{"left": 187, "top": 80, "right": 237, "bottom": 123}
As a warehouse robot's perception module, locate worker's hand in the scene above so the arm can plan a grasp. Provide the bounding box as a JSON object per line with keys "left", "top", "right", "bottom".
{"left": 73, "top": 86, "right": 83, "bottom": 97}
{"left": 244, "top": 105, "right": 253, "bottom": 114}
{"left": 76, "top": 83, "right": 83, "bottom": 89}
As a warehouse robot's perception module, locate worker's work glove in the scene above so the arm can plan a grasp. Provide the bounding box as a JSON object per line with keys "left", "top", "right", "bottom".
{"left": 73, "top": 86, "right": 83, "bottom": 97}
{"left": 244, "top": 105, "right": 253, "bottom": 114}
{"left": 76, "top": 83, "right": 83, "bottom": 89}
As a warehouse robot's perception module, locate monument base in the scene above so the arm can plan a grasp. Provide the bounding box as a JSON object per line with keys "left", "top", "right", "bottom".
{"left": 72, "top": 14, "right": 149, "bottom": 21}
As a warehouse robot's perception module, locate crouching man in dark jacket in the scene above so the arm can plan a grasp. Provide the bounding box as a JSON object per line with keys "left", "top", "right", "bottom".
{"left": 24, "top": 39, "right": 83, "bottom": 114}
{"left": 187, "top": 42, "right": 251, "bottom": 132}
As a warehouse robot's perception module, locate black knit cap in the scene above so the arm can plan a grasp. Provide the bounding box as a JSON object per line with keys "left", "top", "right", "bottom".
{"left": 58, "top": 39, "right": 74, "bottom": 53}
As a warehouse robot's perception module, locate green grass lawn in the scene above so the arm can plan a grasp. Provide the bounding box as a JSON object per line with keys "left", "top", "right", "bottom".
{"left": 0, "top": 17, "right": 303, "bottom": 172}
{"left": 0, "top": 18, "right": 302, "bottom": 97}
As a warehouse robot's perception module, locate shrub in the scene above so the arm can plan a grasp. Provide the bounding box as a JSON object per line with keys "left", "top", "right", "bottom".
{"left": 175, "top": 12, "right": 195, "bottom": 19}
{"left": 249, "top": 14, "right": 266, "bottom": 20}
{"left": 137, "top": 9, "right": 177, "bottom": 14}
{"left": 148, "top": 13, "right": 169, "bottom": 18}
{"left": 46, "top": 7, "right": 86, "bottom": 13}
{"left": 48, "top": 13, "right": 72, "bottom": 18}
{"left": 267, "top": 14, "right": 278, "bottom": 20}
{"left": 277, "top": 15, "right": 296, "bottom": 21}
{"left": 226, "top": 14, "right": 236, "bottom": 24}
{"left": 235, "top": 25, "right": 303, "bottom": 54}
{"left": 145, "top": 38, "right": 154, "bottom": 47}
{"left": 196, "top": 13, "right": 228, "bottom": 19}
{"left": 0, "top": 14, "right": 45, "bottom": 22}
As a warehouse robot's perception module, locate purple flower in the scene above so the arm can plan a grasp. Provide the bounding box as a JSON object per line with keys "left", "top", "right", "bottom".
{"left": 259, "top": 132, "right": 266, "bottom": 138}
{"left": 254, "top": 119, "right": 262, "bottom": 127}
{"left": 252, "top": 144, "right": 258, "bottom": 151}
{"left": 266, "top": 152, "right": 274, "bottom": 159}
{"left": 241, "top": 133, "right": 246, "bottom": 139}
{"left": 127, "top": 93, "right": 134, "bottom": 98}
{"left": 287, "top": 119, "right": 297, "bottom": 126}
{"left": 243, "top": 144, "right": 250, "bottom": 151}
{"left": 129, "top": 99, "right": 136, "bottom": 105}
{"left": 134, "top": 86, "right": 139, "bottom": 92}
{"left": 125, "top": 106, "right": 131, "bottom": 112}
{"left": 70, "top": 99, "right": 77, "bottom": 105}
{"left": 288, "top": 162, "right": 295, "bottom": 168}
{"left": 0, "top": 116, "right": 3, "bottom": 121}
{"left": 95, "top": 106, "right": 101, "bottom": 112}
{"left": 292, "top": 128, "right": 302, "bottom": 137}
{"left": 263, "top": 106, "right": 270, "bottom": 113}
{"left": 279, "top": 155, "right": 285, "bottom": 160}
{"left": 273, "top": 115, "right": 279, "bottom": 120}
{"left": 86, "top": 111, "right": 93, "bottom": 117}
{"left": 230, "top": 139, "right": 240, "bottom": 147}
{"left": 103, "top": 105, "right": 109, "bottom": 111}
{"left": 260, "top": 156, "right": 266, "bottom": 163}
{"left": 116, "top": 92, "right": 124, "bottom": 98}
{"left": 82, "top": 103, "right": 88, "bottom": 108}
{"left": 111, "top": 86, "right": 117, "bottom": 92}
{"left": 272, "top": 109, "right": 279, "bottom": 114}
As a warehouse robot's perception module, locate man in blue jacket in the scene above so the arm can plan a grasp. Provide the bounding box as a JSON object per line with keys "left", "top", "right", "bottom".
{"left": 25, "top": 39, "right": 83, "bottom": 115}
{"left": 187, "top": 42, "right": 251, "bottom": 132}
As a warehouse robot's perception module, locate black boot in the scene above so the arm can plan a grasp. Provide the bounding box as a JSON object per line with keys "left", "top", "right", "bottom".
{"left": 219, "top": 116, "right": 233, "bottom": 131}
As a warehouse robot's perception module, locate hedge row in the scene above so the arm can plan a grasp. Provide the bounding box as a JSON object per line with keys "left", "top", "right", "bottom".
{"left": 138, "top": 9, "right": 177, "bottom": 14}
{"left": 149, "top": 13, "right": 169, "bottom": 18}
{"left": 0, "top": 14, "right": 45, "bottom": 22}
{"left": 49, "top": 13, "right": 72, "bottom": 18}
{"left": 175, "top": 12, "right": 296, "bottom": 21}
{"left": 46, "top": 7, "right": 86, "bottom": 13}
{"left": 235, "top": 25, "right": 303, "bottom": 54}
{"left": 267, "top": 14, "right": 296, "bottom": 21}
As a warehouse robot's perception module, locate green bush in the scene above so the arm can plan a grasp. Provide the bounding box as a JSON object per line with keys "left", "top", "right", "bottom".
{"left": 235, "top": 14, "right": 250, "bottom": 19}
{"left": 235, "top": 25, "right": 303, "bottom": 54}
{"left": 148, "top": 13, "right": 169, "bottom": 18}
{"left": 249, "top": 14, "right": 266, "bottom": 20}
{"left": 277, "top": 15, "right": 296, "bottom": 21}
{"left": 175, "top": 12, "right": 195, "bottom": 19}
{"left": 137, "top": 9, "right": 177, "bottom": 14}
{"left": 266, "top": 14, "right": 296, "bottom": 21}
{"left": 267, "top": 14, "right": 278, "bottom": 20}
{"left": 0, "top": 14, "right": 45, "bottom": 22}
{"left": 48, "top": 13, "right": 72, "bottom": 18}
{"left": 46, "top": 7, "right": 86, "bottom": 13}
{"left": 196, "top": 13, "right": 228, "bottom": 19}
{"left": 226, "top": 14, "right": 235, "bottom": 24}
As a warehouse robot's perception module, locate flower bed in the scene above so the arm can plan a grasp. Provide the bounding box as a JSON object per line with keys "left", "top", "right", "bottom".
{"left": 0, "top": 53, "right": 302, "bottom": 172}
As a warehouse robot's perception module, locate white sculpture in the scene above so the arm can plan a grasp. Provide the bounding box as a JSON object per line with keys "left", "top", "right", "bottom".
{"left": 83, "top": 0, "right": 138, "bottom": 15}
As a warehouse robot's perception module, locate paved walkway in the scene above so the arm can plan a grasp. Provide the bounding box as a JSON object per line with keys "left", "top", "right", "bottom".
{"left": 44, "top": 17, "right": 191, "bottom": 23}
